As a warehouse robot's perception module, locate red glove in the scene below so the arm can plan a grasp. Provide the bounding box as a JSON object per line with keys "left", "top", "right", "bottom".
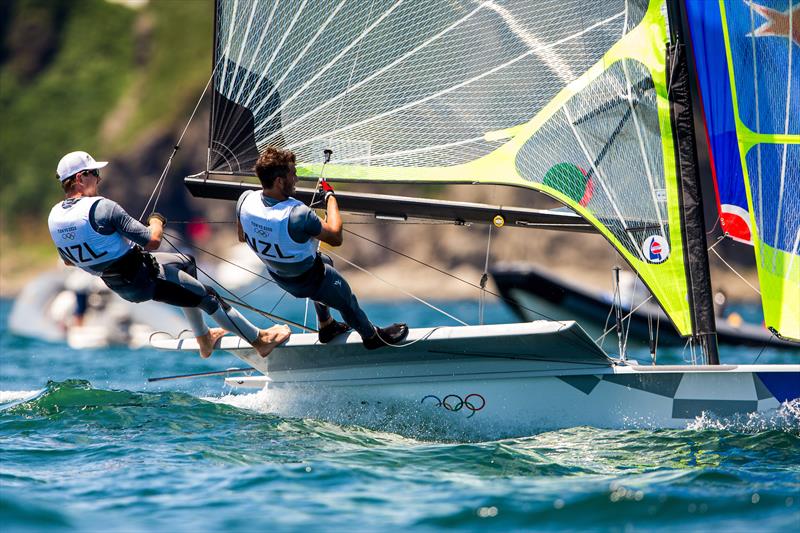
{"left": 319, "top": 179, "right": 335, "bottom": 202}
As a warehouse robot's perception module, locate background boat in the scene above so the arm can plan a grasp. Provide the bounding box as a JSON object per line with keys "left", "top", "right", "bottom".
{"left": 490, "top": 262, "right": 798, "bottom": 350}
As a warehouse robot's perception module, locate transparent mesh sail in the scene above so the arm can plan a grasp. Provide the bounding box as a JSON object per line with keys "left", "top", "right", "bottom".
{"left": 721, "top": 0, "right": 800, "bottom": 340}
{"left": 209, "top": 0, "right": 693, "bottom": 335}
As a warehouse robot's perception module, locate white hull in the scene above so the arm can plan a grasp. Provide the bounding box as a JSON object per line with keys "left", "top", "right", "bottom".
{"left": 153, "top": 322, "right": 800, "bottom": 437}
{"left": 9, "top": 270, "right": 187, "bottom": 348}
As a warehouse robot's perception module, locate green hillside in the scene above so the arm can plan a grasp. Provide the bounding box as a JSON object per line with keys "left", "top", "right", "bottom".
{"left": 0, "top": 0, "right": 212, "bottom": 225}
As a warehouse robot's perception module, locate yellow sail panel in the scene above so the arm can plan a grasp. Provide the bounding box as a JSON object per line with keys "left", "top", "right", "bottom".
{"left": 211, "top": 0, "right": 692, "bottom": 335}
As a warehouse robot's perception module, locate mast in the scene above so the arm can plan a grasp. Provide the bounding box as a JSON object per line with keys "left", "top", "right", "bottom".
{"left": 666, "top": 0, "right": 720, "bottom": 365}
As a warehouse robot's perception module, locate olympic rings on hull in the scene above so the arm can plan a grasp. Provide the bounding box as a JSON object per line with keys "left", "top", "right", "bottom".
{"left": 421, "top": 394, "right": 485, "bottom": 418}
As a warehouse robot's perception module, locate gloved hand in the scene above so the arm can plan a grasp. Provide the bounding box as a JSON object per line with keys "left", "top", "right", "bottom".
{"left": 319, "top": 179, "right": 335, "bottom": 202}
{"left": 147, "top": 212, "right": 167, "bottom": 226}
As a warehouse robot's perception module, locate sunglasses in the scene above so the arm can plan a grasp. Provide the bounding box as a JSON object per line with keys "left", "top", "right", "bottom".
{"left": 79, "top": 169, "right": 101, "bottom": 180}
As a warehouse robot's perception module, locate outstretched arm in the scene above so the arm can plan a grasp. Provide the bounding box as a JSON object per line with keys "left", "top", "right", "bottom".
{"left": 316, "top": 182, "right": 343, "bottom": 247}
{"left": 98, "top": 199, "right": 158, "bottom": 249}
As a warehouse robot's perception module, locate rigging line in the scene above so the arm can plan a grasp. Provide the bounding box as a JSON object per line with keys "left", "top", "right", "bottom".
{"left": 339, "top": 227, "right": 606, "bottom": 356}
{"left": 303, "top": 149, "right": 336, "bottom": 328}
{"left": 220, "top": 294, "right": 317, "bottom": 333}
{"left": 707, "top": 215, "right": 721, "bottom": 236}
{"left": 752, "top": 332, "right": 776, "bottom": 364}
{"left": 655, "top": 312, "right": 660, "bottom": 362}
{"left": 479, "top": 223, "right": 493, "bottom": 325}
{"left": 621, "top": 272, "right": 640, "bottom": 356}
{"left": 594, "top": 293, "right": 655, "bottom": 343}
{"left": 595, "top": 229, "right": 731, "bottom": 343}
{"left": 161, "top": 234, "right": 315, "bottom": 333}
{"left": 709, "top": 246, "right": 761, "bottom": 296}
{"left": 139, "top": 55, "right": 222, "bottom": 220}
{"left": 160, "top": 234, "right": 257, "bottom": 343}
{"left": 599, "top": 292, "right": 616, "bottom": 351}
{"left": 321, "top": 248, "right": 469, "bottom": 326}
{"left": 163, "top": 231, "right": 276, "bottom": 285}
{"left": 342, "top": 227, "right": 571, "bottom": 327}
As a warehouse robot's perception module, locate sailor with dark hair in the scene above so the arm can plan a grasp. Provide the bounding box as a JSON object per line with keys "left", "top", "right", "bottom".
{"left": 48, "top": 150, "right": 290, "bottom": 358}
{"left": 237, "top": 146, "right": 409, "bottom": 349}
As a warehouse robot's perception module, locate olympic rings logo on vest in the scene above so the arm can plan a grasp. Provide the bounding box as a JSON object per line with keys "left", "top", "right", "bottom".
{"left": 421, "top": 394, "right": 486, "bottom": 417}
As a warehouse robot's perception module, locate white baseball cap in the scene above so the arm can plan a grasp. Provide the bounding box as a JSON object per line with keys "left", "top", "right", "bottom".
{"left": 56, "top": 151, "right": 108, "bottom": 182}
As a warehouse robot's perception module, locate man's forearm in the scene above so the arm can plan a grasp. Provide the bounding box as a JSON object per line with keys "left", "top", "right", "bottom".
{"left": 144, "top": 221, "right": 163, "bottom": 251}
{"left": 326, "top": 196, "right": 342, "bottom": 233}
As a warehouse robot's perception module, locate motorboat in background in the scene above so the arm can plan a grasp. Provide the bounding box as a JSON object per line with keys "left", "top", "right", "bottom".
{"left": 491, "top": 263, "right": 797, "bottom": 351}
{"left": 8, "top": 268, "right": 187, "bottom": 349}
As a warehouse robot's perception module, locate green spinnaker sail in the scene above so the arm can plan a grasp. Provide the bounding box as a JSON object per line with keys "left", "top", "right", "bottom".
{"left": 717, "top": 0, "right": 799, "bottom": 341}
{"left": 210, "top": 0, "right": 693, "bottom": 336}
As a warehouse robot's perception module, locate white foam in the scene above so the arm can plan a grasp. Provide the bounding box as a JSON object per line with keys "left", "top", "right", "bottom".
{"left": 202, "top": 388, "right": 272, "bottom": 413}
{"left": 0, "top": 390, "right": 42, "bottom": 403}
{"left": 686, "top": 399, "right": 800, "bottom": 433}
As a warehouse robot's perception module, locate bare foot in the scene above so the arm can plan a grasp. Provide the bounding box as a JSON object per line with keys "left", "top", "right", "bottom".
{"left": 253, "top": 324, "right": 291, "bottom": 358}
{"left": 197, "top": 328, "right": 228, "bottom": 358}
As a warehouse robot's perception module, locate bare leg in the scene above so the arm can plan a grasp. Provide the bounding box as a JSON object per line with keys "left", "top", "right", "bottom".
{"left": 252, "top": 324, "right": 292, "bottom": 358}
{"left": 197, "top": 327, "right": 228, "bottom": 359}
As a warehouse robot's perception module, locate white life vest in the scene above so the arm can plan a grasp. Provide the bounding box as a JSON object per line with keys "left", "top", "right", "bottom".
{"left": 238, "top": 191, "right": 317, "bottom": 266}
{"left": 48, "top": 197, "right": 133, "bottom": 274}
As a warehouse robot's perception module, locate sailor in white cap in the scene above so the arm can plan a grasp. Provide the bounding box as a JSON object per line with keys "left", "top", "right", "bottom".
{"left": 48, "top": 151, "right": 290, "bottom": 357}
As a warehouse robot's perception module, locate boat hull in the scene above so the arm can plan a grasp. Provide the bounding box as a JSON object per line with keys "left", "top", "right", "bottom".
{"left": 153, "top": 322, "right": 799, "bottom": 437}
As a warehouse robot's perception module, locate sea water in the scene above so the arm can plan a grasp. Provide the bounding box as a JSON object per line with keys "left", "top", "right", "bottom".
{"left": 1, "top": 298, "right": 798, "bottom": 531}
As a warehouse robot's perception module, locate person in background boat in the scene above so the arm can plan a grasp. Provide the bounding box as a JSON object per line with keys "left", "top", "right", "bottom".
{"left": 64, "top": 269, "right": 96, "bottom": 328}
{"left": 47, "top": 150, "right": 290, "bottom": 358}
{"left": 237, "top": 147, "right": 409, "bottom": 349}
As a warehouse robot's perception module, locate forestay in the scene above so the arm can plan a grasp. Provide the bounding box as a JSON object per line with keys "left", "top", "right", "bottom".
{"left": 209, "top": 0, "right": 694, "bottom": 335}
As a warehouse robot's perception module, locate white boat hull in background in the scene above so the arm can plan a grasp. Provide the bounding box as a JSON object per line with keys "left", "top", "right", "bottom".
{"left": 152, "top": 322, "right": 800, "bottom": 437}
{"left": 9, "top": 270, "right": 187, "bottom": 349}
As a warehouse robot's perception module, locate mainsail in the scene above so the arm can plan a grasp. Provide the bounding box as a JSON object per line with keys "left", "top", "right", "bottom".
{"left": 208, "top": 0, "right": 695, "bottom": 336}
{"left": 710, "top": 0, "right": 799, "bottom": 341}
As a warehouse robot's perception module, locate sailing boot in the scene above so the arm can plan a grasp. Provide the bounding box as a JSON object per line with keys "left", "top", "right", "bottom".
{"left": 362, "top": 323, "right": 409, "bottom": 350}
{"left": 318, "top": 320, "right": 351, "bottom": 344}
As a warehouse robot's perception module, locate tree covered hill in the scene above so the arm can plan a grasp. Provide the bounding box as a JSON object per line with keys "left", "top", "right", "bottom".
{"left": 1, "top": 0, "right": 213, "bottom": 226}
